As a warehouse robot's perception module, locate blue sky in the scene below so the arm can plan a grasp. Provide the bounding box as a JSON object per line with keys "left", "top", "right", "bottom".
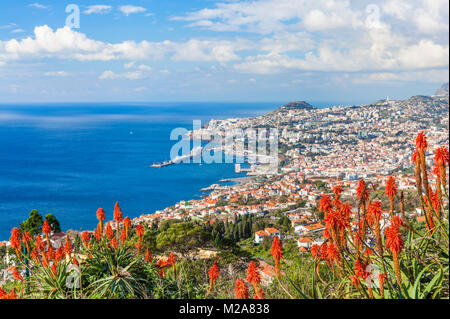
{"left": 0, "top": 0, "right": 448, "bottom": 104}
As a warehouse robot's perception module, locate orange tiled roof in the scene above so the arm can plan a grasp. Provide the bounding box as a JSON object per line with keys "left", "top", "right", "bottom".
{"left": 265, "top": 227, "right": 280, "bottom": 234}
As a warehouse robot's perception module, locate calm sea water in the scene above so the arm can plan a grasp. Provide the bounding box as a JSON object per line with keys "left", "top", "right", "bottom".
{"left": 0, "top": 102, "right": 291, "bottom": 240}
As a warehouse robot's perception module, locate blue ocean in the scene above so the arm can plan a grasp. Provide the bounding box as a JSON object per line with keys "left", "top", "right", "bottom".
{"left": 0, "top": 102, "right": 288, "bottom": 240}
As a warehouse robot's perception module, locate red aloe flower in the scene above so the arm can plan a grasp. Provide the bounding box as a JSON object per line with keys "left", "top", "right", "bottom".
{"left": 11, "top": 229, "right": 21, "bottom": 244}
{"left": 324, "top": 210, "right": 339, "bottom": 230}
{"left": 332, "top": 185, "right": 343, "bottom": 208}
{"left": 208, "top": 260, "right": 220, "bottom": 293}
{"left": 136, "top": 224, "right": 145, "bottom": 239}
{"left": 209, "top": 261, "right": 220, "bottom": 284}
{"left": 367, "top": 201, "right": 384, "bottom": 255}
{"left": 10, "top": 228, "right": 22, "bottom": 260}
{"left": 326, "top": 242, "right": 340, "bottom": 265}
{"left": 392, "top": 216, "right": 406, "bottom": 227}
{"left": 22, "top": 232, "right": 32, "bottom": 244}
{"left": 168, "top": 252, "right": 177, "bottom": 275}
{"left": 168, "top": 252, "right": 176, "bottom": 265}
{"left": 12, "top": 267, "right": 23, "bottom": 282}
{"left": 271, "top": 236, "right": 283, "bottom": 278}
{"left": 113, "top": 201, "right": 123, "bottom": 223}
{"left": 105, "top": 222, "right": 114, "bottom": 241}
{"left": 350, "top": 275, "right": 360, "bottom": 289}
{"left": 235, "top": 279, "right": 249, "bottom": 299}
{"left": 120, "top": 227, "right": 128, "bottom": 243}
{"left": 95, "top": 224, "right": 102, "bottom": 241}
{"left": 155, "top": 258, "right": 170, "bottom": 277}
{"left": 356, "top": 179, "right": 369, "bottom": 200}
{"left": 323, "top": 227, "right": 331, "bottom": 239}
{"left": 340, "top": 203, "right": 352, "bottom": 219}
{"left": 136, "top": 241, "right": 143, "bottom": 255}
{"left": 319, "top": 242, "right": 328, "bottom": 261}
{"left": 385, "top": 176, "right": 397, "bottom": 216}
{"left": 353, "top": 258, "right": 369, "bottom": 280}
{"left": 72, "top": 256, "right": 79, "bottom": 267}
{"left": 318, "top": 194, "right": 332, "bottom": 214}
{"left": 415, "top": 131, "right": 428, "bottom": 152}
{"left": 123, "top": 217, "right": 131, "bottom": 229}
{"left": 145, "top": 248, "right": 152, "bottom": 263}
{"left": 81, "top": 231, "right": 90, "bottom": 246}
{"left": 246, "top": 261, "right": 261, "bottom": 285}
{"left": 55, "top": 246, "right": 64, "bottom": 262}
{"left": 385, "top": 218, "right": 404, "bottom": 284}
{"left": 35, "top": 234, "right": 45, "bottom": 251}
{"left": 31, "top": 247, "right": 40, "bottom": 263}
{"left": 430, "top": 187, "right": 440, "bottom": 213}
{"left": 47, "top": 246, "right": 55, "bottom": 262}
{"left": 64, "top": 238, "right": 73, "bottom": 257}
{"left": 332, "top": 185, "right": 343, "bottom": 198}
{"left": 434, "top": 146, "right": 449, "bottom": 166}
{"left": 110, "top": 237, "right": 118, "bottom": 249}
{"left": 42, "top": 255, "right": 49, "bottom": 268}
{"left": 367, "top": 201, "right": 383, "bottom": 226}
{"left": 96, "top": 208, "right": 106, "bottom": 237}
{"left": 311, "top": 244, "right": 320, "bottom": 259}
{"left": 433, "top": 164, "right": 440, "bottom": 177}
{"left": 96, "top": 208, "right": 106, "bottom": 221}
{"left": 378, "top": 271, "right": 387, "bottom": 299}
{"left": 411, "top": 150, "right": 418, "bottom": 164}
{"left": 42, "top": 220, "right": 51, "bottom": 235}
{"left": 385, "top": 176, "right": 397, "bottom": 200}
{"left": 0, "top": 287, "right": 7, "bottom": 299}
{"left": 50, "top": 264, "right": 57, "bottom": 279}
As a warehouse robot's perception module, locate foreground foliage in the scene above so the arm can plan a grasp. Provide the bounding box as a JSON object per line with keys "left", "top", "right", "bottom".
{"left": 1, "top": 131, "right": 448, "bottom": 299}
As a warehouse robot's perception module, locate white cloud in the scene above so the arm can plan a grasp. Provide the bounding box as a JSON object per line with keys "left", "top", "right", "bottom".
{"left": 173, "top": 0, "right": 448, "bottom": 74}
{"left": 382, "top": 0, "right": 449, "bottom": 35}
{"left": 119, "top": 5, "right": 146, "bottom": 16}
{"left": 99, "top": 70, "right": 148, "bottom": 80}
{"left": 233, "top": 36, "right": 449, "bottom": 74}
{"left": 10, "top": 29, "right": 25, "bottom": 34}
{"left": 171, "top": 39, "right": 243, "bottom": 62}
{"left": 382, "top": 0, "right": 412, "bottom": 20}
{"left": 84, "top": 5, "right": 112, "bottom": 15}
{"left": 354, "top": 69, "right": 449, "bottom": 84}
{"left": 1, "top": 0, "right": 448, "bottom": 83}
{"left": 173, "top": 0, "right": 364, "bottom": 34}
{"left": 0, "top": 25, "right": 246, "bottom": 64}
{"left": 397, "top": 39, "right": 449, "bottom": 69}
{"left": 44, "top": 71, "right": 70, "bottom": 77}
{"left": 29, "top": 3, "right": 49, "bottom": 10}
{"left": 0, "top": 23, "right": 17, "bottom": 29}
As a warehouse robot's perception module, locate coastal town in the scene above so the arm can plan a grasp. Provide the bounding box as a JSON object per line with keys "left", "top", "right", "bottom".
{"left": 1, "top": 83, "right": 449, "bottom": 286}
{"left": 130, "top": 83, "right": 449, "bottom": 249}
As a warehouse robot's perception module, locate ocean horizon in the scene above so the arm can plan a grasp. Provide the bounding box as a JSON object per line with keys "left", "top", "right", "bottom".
{"left": 0, "top": 101, "right": 333, "bottom": 240}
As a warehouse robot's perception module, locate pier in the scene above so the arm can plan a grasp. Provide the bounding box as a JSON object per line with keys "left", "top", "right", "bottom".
{"left": 151, "top": 160, "right": 174, "bottom": 168}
